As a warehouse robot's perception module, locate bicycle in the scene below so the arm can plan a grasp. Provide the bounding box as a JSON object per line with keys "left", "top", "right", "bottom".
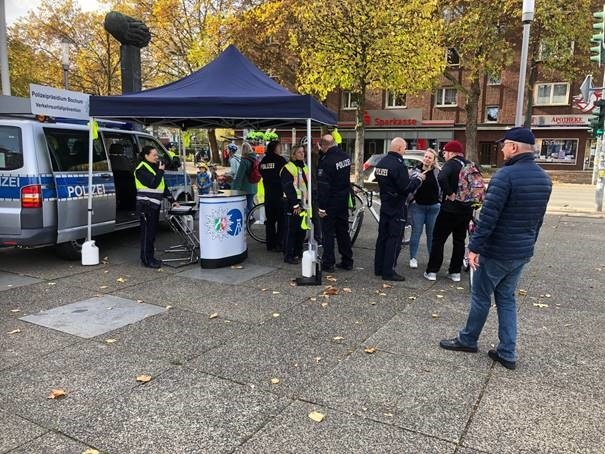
{"left": 246, "top": 183, "right": 380, "bottom": 246}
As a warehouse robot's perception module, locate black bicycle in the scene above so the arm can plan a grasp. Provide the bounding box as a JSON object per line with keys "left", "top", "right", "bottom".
{"left": 246, "top": 183, "right": 378, "bottom": 246}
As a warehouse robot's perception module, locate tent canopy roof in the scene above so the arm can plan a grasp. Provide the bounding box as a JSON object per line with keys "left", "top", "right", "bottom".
{"left": 89, "top": 45, "right": 336, "bottom": 129}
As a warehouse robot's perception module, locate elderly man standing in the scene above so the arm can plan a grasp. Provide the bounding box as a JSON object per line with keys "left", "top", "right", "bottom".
{"left": 374, "top": 138, "right": 424, "bottom": 281}
{"left": 439, "top": 127, "right": 552, "bottom": 370}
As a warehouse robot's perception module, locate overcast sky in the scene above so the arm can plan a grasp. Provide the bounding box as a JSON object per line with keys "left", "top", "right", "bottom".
{"left": 5, "top": 0, "right": 104, "bottom": 24}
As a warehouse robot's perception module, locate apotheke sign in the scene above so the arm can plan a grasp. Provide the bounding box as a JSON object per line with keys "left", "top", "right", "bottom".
{"left": 363, "top": 109, "right": 423, "bottom": 128}
{"left": 531, "top": 114, "right": 590, "bottom": 127}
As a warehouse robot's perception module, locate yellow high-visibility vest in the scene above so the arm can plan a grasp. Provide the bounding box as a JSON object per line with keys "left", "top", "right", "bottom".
{"left": 134, "top": 161, "right": 165, "bottom": 205}
{"left": 283, "top": 161, "right": 309, "bottom": 202}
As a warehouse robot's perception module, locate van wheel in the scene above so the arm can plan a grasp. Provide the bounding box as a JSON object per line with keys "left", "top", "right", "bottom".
{"left": 55, "top": 239, "right": 84, "bottom": 261}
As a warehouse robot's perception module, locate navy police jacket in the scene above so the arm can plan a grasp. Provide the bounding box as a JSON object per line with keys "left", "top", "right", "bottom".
{"left": 259, "top": 152, "right": 287, "bottom": 199}
{"left": 469, "top": 153, "right": 551, "bottom": 260}
{"left": 317, "top": 146, "right": 352, "bottom": 210}
{"left": 375, "top": 151, "right": 422, "bottom": 217}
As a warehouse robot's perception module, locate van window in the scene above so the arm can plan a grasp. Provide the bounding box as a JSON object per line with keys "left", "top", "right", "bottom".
{"left": 0, "top": 126, "right": 23, "bottom": 170}
{"left": 103, "top": 132, "right": 137, "bottom": 171}
{"left": 44, "top": 128, "right": 109, "bottom": 172}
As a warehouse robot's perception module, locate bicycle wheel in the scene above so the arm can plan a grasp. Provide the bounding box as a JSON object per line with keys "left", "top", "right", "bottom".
{"left": 246, "top": 203, "right": 267, "bottom": 243}
{"left": 349, "top": 193, "right": 365, "bottom": 246}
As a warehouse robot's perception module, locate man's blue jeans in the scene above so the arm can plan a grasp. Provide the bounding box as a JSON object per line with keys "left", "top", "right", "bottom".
{"left": 409, "top": 202, "right": 440, "bottom": 259}
{"left": 458, "top": 255, "right": 530, "bottom": 362}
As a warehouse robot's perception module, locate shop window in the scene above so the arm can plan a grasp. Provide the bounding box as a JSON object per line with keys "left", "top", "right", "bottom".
{"left": 487, "top": 73, "right": 501, "bottom": 86}
{"left": 385, "top": 91, "right": 406, "bottom": 108}
{"left": 485, "top": 106, "right": 499, "bottom": 123}
{"left": 534, "top": 82, "right": 570, "bottom": 106}
{"left": 534, "top": 138, "right": 578, "bottom": 164}
{"left": 341, "top": 91, "right": 359, "bottom": 110}
{"left": 435, "top": 88, "right": 457, "bottom": 107}
{"left": 446, "top": 48, "right": 460, "bottom": 66}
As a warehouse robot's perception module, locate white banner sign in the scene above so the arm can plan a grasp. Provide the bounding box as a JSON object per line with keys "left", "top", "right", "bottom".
{"left": 29, "top": 84, "right": 90, "bottom": 120}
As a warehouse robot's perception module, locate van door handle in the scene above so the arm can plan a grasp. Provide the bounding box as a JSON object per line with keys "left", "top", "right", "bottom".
{"left": 100, "top": 173, "right": 112, "bottom": 179}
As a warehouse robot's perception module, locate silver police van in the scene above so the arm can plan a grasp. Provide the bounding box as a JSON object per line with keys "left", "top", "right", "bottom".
{"left": 0, "top": 97, "right": 192, "bottom": 259}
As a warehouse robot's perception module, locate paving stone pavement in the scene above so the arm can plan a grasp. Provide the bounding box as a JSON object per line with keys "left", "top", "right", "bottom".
{"left": 0, "top": 214, "right": 603, "bottom": 453}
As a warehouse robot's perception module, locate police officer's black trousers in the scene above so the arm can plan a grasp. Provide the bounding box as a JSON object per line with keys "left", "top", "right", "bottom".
{"left": 374, "top": 212, "right": 405, "bottom": 278}
{"left": 321, "top": 203, "right": 353, "bottom": 268}
{"left": 284, "top": 211, "right": 305, "bottom": 261}
{"left": 137, "top": 200, "right": 160, "bottom": 265}
{"left": 264, "top": 197, "right": 285, "bottom": 251}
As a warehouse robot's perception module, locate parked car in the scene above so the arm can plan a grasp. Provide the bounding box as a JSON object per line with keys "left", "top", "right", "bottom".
{"left": 363, "top": 150, "right": 445, "bottom": 183}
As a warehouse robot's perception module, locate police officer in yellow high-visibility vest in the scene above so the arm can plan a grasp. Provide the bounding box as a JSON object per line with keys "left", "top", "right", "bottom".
{"left": 280, "top": 145, "right": 309, "bottom": 264}
{"left": 134, "top": 145, "right": 178, "bottom": 268}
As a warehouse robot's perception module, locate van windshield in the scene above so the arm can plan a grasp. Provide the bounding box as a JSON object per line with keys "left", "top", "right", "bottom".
{"left": 0, "top": 126, "right": 23, "bottom": 170}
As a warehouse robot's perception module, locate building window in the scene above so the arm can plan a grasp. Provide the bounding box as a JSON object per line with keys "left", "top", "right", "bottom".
{"left": 487, "top": 73, "right": 501, "bottom": 86}
{"left": 485, "top": 106, "right": 499, "bottom": 123}
{"left": 537, "top": 40, "right": 575, "bottom": 62}
{"left": 385, "top": 92, "right": 406, "bottom": 108}
{"left": 341, "top": 91, "right": 359, "bottom": 110}
{"left": 534, "top": 138, "right": 578, "bottom": 164}
{"left": 534, "top": 82, "right": 570, "bottom": 106}
{"left": 446, "top": 48, "right": 460, "bottom": 66}
{"left": 435, "top": 88, "right": 457, "bottom": 107}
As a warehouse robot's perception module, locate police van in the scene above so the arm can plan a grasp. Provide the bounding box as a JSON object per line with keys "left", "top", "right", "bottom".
{"left": 0, "top": 97, "right": 192, "bottom": 259}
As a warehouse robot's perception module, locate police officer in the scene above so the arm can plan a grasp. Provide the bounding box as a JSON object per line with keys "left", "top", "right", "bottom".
{"left": 259, "top": 140, "right": 287, "bottom": 252}
{"left": 374, "top": 138, "right": 424, "bottom": 281}
{"left": 317, "top": 134, "right": 353, "bottom": 273}
{"left": 281, "top": 145, "right": 309, "bottom": 264}
{"left": 134, "top": 145, "right": 179, "bottom": 268}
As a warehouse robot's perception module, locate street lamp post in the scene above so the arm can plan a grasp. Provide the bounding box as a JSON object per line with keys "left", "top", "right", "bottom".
{"left": 515, "top": 0, "right": 535, "bottom": 127}
{"left": 0, "top": 0, "right": 10, "bottom": 96}
{"left": 60, "top": 37, "right": 73, "bottom": 90}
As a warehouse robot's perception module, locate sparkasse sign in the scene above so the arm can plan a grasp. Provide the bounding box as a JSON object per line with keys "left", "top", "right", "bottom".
{"left": 29, "top": 84, "right": 90, "bottom": 121}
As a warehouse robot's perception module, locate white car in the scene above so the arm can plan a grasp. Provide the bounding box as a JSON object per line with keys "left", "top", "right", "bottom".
{"left": 363, "top": 150, "right": 444, "bottom": 183}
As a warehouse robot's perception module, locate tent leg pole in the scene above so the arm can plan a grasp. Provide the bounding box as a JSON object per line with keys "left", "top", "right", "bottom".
{"left": 82, "top": 117, "right": 99, "bottom": 266}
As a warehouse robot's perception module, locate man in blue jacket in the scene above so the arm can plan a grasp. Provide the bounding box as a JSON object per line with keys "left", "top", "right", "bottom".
{"left": 439, "top": 127, "right": 552, "bottom": 370}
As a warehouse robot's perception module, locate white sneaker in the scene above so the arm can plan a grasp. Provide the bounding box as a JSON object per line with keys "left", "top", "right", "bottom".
{"left": 448, "top": 273, "right": 461, "bottom": 282}
{"left": 409, "top": 258, "right": 418, "bottom": 269}
{"left": 424, "top": 272, "right": 437, "bottom": 281}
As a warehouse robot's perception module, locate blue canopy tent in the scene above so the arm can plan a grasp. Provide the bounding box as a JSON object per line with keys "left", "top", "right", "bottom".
{"left": 87, "top": 45, "right": 334, "bottom": 281}
{"left": 89, "top": 44, "right": 336, "bottom": 129}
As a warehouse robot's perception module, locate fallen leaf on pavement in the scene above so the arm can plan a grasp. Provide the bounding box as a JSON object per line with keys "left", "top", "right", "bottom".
{"left": 106, "top": 307, "right": 113, "bottom": 310}
{"left": 308, "top": 411, "right": 325, "bottom": 422}
{"left": 333, "top": 336, "right": 344, "bottom": 341}
{"left": 456, "top": 286, "right": 464, "bottom": 290}
{"left": 165, "top": 305, "right": 173, "bottom": 310}
{"left": 364, "top": 346, "right": 377, "bottom": 354}
{"left": 518, "top": 289, "right": 528, "bottom": 296}
{"left": 83, "top": 449, "right": 100, "bottom": 454}
{"left": 382, "top": 283, "right": 392, "bottom": 289}
{"left": 314, "top": 356, "right": 321, "bottom": 363}
{"left": 47, "top": 389, "right": 66, "bottom": 399}
{"left": 209, "top": 312, "right": 219, "bottom": 319}
{"left": 289, "top": 282, "right": 296, "bottom": 287}
{"left": 48, "top": 282, "right": 56, "bottom": 286}
{"left": 272, "top": 312, "right": 280, "bottom": 317}
{"left": 436, "top": 294, "right": 444, "bottom": 299}
{"left": 10, "top": 309, "right": 20, "bottom": 313}
{"left": 8, "top": 329, "right": 21, "bottom": 334}
{"left": 533, "top": 303, "right": 549, "bottom": 308}
{"left": 116, "top": 277, "right": 126, "bottom": 283}
{"left": 105, "top": 339, "right": 117, "bottom": 344}
{"left": 261, "top": 288, "right": 268, "bottom": 292}
{"left": 230, "top": 265, "right": 243, "bottom": 269}
{"left": 408, "top": 296, "right": 416, "bottom": 301}
{"left": 544, "top": 294, "right": 552, "bottom": 298}
{"left": 136, "top": 299, "right": 144, "bottom": 303}
{"left": 321, "top": 302, "right": 329, "bottom": 308}
{"left": 270, "top": 378, "right": 280, "bottom": 384}
{"left": 99, "top": 285, "right": 108, "bottom": 289}
{"left": 378, "top": 292, "right": 387, "bottom": 296}
{"left": 369, "top": 301, "right": 377, "bottom": 305}
{"left": 384, "top": 412, "right": 394, "bottom": 417}
{"left": 272, "top": 291, "right": 280, "bottom": 295}
{"left": 431, "top": 313, "right": 440, "bottom": 319}
{"left": 326, "top": 275, "right": 337, "bottom": 282}
{"left": 323, "top": 287, "right": 338, "bottom": 296}
{"left": 136, "top": 375, "right": 152, "bottom": 383}
{"left": 343, "top": 287, "right": 352, "bottom": 293}
{"left": 309, "top": 297, "right": 317, "bottom": 302}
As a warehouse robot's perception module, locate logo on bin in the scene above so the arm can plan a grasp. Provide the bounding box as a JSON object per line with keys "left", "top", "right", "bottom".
{"left": 205, "top": 207, "right": 243, "bottom": 240}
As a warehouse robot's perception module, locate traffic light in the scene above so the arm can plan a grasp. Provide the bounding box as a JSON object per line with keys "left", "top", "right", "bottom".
{"left": 591, "top": 7, "right": 605, "bottom": 65}
{"left": 589, "top": 99, "right": 605, "bottom": 137}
